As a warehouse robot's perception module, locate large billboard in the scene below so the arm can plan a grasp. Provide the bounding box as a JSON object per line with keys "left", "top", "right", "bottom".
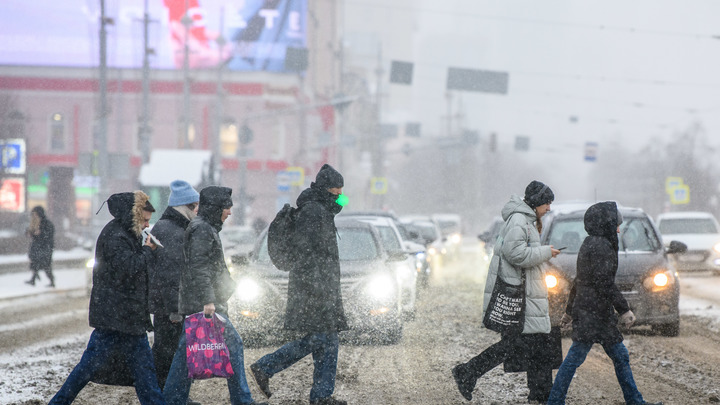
{"left": 0, "top": 0, "right": 307, "bottom": 72}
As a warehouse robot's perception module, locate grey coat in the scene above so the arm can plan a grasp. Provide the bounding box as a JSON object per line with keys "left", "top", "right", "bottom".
{"left": 483, "top": 194, "right": 552, "bottom": 334}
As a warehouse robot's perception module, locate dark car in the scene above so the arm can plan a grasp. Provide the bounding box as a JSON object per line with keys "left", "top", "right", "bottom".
{"left": 540, "top": 203, "right": 687, "bottom": 336}
{"left": 228, "top": 218, "right": 410, "bottom": 345}
{"left": 478, "top": 216, "right": 504, "bottom": 259}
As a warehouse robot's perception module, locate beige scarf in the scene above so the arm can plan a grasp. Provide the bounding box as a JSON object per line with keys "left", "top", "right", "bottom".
{"left": 173, "top": 205, "right": 197, "bottom": 222}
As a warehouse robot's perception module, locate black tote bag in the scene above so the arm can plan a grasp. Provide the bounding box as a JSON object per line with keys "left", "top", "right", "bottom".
{"left": 482, "top": 257, "right": 527, "bottom": 334}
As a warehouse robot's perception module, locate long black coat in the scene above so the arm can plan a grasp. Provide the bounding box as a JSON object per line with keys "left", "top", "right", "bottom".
{"left": 178, "top": 205, "right": 236, "bottom": 316}
{"left": 89, "top": 191, "right": 155, "bottom": 336}
{"left": 284, "top": 186, "right": 348, "bottom": 333}
{"left": 149, "top": 206, "right": 190, "bottom": 315}
{"left": 565, "top": 201, "right": 630, "bottom": 344}
{"left": 29, "top": 217, "right": 54, "bottom": 270}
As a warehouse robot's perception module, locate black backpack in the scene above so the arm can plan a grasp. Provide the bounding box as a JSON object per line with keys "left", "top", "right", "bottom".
{"left": 267, "top": 203, "right": 299, "bottom": 271}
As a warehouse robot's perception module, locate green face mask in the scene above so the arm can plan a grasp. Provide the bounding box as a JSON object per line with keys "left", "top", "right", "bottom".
{"left": 335, "top": 193, "right": 349, "bottom": 207}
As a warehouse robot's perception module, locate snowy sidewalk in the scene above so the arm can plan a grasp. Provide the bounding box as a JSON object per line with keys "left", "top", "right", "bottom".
{"left": 0, "top": 248, "right": 91, "bottom": 274}
{"left": 0, "top": 267, "right": 87, "bottom": 300}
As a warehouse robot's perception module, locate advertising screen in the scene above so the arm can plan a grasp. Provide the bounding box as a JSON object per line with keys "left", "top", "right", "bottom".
{"left": 0, "top": 0, "right": 307, "bottom": 72}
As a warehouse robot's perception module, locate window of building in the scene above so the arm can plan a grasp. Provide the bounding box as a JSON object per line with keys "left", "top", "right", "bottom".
{"left": 220, "top": 121, "right": 238, "bottom": 156}
{"left": 50, "top": 113, "right": 65, "bottom": 151}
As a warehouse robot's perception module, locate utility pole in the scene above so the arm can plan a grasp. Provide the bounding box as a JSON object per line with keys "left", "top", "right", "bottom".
{"left": 139, "top": 0, "right": 153, "bottom": 163}
{"left": 213, "top": 7, "right": 226, "bottom": 184}
{"left": 372, "top": 46, "right": 384, "bottom": 209}
{"left": 181, "top": 0, "right": 192, "bottom": 148}
{"left": 97, "top": 0, "right": 110, "bottom": 201}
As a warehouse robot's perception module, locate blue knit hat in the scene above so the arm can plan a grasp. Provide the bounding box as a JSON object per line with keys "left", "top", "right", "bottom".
{"left": 168, "top": 180, "right": 200, "bottom": 207}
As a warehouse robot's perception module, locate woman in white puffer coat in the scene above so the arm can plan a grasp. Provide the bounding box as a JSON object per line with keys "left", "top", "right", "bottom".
{"left": 452, "top": 181, "right": 561, "bottom": 404}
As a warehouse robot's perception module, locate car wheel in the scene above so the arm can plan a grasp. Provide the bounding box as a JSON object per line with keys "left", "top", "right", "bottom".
{"left": 652, "top": 320, "right": 680, "bottom": 337}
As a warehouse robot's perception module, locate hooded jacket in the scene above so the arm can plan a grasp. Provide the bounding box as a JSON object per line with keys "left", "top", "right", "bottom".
{"left": 28, "top": 207, "right": 54, "bottom": 270}
{"left": 149, "top": 206, "right": 191, "bottom": 315}
{"left": 483, "top": 194, "right": 553, "bottom": 335}
{"left": 283, "top": 184, "right": 348, "bottom": 333}
{"left": 88, "top": 191, "right": 155, "bottom": 335}
{"left": 565, "top": 201, "right": 630, "bottom": 344}
{"left": 178, "top": 187, "right": 236, "bottom": 315}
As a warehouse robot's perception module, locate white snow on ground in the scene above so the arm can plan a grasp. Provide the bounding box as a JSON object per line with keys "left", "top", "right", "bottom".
{"left": 0, "top": 248, "right": 90, "bottom": 265}
{"left": 0, "top": 331, "right": 92, "bottom": 404}
{"left": 0, "top": 268, "right": 87, "bottom": 300}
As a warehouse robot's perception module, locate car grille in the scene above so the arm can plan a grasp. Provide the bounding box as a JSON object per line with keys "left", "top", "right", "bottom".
{"left": 616, "top": 283, "right": 637, "bottom": 293}
{"left": 267, "top": 278, "right": 358, "bottom": 298}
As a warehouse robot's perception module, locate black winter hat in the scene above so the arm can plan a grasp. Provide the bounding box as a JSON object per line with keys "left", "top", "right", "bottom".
{"left": 200, "top": 186, "right": 233, "bottom": 209}
{"left": 524, "top": 180, "right": 554, "bottom": 209}
{"left": 314, "top": 163, "right": 344, "bottom": 189}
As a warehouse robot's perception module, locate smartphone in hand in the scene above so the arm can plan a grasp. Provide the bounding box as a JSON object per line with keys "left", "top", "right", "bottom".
{"left": 142, "top": 229, "right": 164, "bottom": 248}
{"left": 557, "top": 246, "right": 567, "bottom": 251}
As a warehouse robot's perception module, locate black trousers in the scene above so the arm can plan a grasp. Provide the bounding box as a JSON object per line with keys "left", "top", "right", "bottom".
{"left": 465, "top": 333, "right": 553, "bottom": 402}
{"left": 151, "top": 313, "right": 183, "bottom": 388}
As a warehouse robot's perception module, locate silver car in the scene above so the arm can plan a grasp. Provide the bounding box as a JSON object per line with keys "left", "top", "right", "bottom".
{"left": 228, "top": 218, "right": 411, "bottom": 345}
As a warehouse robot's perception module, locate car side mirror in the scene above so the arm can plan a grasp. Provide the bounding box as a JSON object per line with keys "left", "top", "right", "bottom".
{"left": 478, "top": 231, "right": 490, "bottom": 242}
{"left": 666, "top": 240, "right": 688, "bottom": 255}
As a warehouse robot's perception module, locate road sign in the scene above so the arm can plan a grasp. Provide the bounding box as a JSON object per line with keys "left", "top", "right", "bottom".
{"left": 0, "top": 177, "right": 25, "bottom": 213}
{"left": 665, "top": 177, "right": 683, "bottom": 194}
{"left": 446, "top": 67, "right": 509, "bottom": 94}
{"left": 0, "top": 138, "right": 26, "bottom": 175}
{"left": 370, "top": 177, "right": 388, "bottom": 195}
{"left": 584, "top": 142, "right": 598, "bottom": 162}
{"left": 286, "top": 166, "right": 304, "bottom": 186}
{"left": 276, "top": 171, "right": 291, "bottom": 192}
{"left": 670, "top": 184, "right": 690, "bottom": 205}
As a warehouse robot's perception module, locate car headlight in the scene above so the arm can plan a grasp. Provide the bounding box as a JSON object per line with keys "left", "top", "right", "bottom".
{"left": 428, "top": 247, "right": 438, "bottom": 256}
{"left": 450, "top": 234, "right": 462, "bottom": 244}
{"left": 86, "top": 258, "right": 95, "bottom": 269}
{"left": 416, "top": 252, "right": 426, "bottom": 261}
{"left": 365, "top": 274, "right": 395, "bottom": 300}
{"left": 653, "top": 272, "right": 669, "bottom": 287}
{"left": 235, "top": 278, "right": 262, "bottom": 301}
{"left": 545, "top": 274, "right": 558, "bottom": 289}
{"left": 714, "top": 242, "right": 720, "bottom": 254}
{"left": 643, "top": 269, "right": 675, "bottom": 292}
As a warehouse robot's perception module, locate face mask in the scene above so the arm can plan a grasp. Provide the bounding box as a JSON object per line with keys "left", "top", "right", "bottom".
{"left": 335, "top": 194, "right": 348, "bottom": 207}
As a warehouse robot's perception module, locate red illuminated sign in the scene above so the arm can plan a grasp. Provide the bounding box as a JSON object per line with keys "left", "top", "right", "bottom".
{"left": 0, "top": 178, "right": 25, "bottom": 213}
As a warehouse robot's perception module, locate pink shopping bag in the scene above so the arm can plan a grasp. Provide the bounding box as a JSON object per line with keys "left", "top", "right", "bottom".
{"left": 184, "top": 312, "right": 234, "bottom": 379}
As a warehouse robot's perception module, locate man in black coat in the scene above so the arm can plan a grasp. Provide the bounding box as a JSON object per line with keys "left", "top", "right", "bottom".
{"left": 26, "top": 205, "right": 55, "bottom": 287}
{"left": 148, "top": 180, "right": 200, "bottom": 396}
{"left": 163, "top": 186, "right": 265, "bottom": 405}
{"left": 49, "top": 191, "right": 166, "bottom": 405}
{"left": 547, "top": 201, "right": 662, "bottom": 405}
{"left": 250, "top": 164, "right": 349, "bottom": 405}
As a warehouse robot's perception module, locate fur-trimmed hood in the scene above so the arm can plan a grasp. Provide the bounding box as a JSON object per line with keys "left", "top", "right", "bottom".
{"left": 107, "top": 191, "right": 154, "bottom": 238}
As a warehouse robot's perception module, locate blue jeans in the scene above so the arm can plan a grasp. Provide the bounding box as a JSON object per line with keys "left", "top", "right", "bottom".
{"left": 548, "top": 341, "right": 645, "bottom": 405}
{"left": 163, "top": 314, "right": 254, "bottom": 405}
{"left": 253, "top": 332, "right": 339, "bottom": 402}
{"left": 49, "top": 329, "right": 165, "bottom": 405}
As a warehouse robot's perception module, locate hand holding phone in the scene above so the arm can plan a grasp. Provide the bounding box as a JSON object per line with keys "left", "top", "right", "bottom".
{"left": 558, "top": 246, "right": 567, "bottom": 251}
{"left": 143, "top": 229, "right": 164, "bottom": 248}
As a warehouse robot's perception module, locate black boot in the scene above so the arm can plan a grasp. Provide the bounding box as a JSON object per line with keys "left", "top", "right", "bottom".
{"left": 452, "top": 364, "right": 476, "bottom": 401}
{"left": 46, "top": 271, "right": 55, "bottom": 288}
{"left": 25, "top": 273, "right": 38, "bottom": 286}
{"left": 250, "top": 363, "right": 272, "bottom": 398}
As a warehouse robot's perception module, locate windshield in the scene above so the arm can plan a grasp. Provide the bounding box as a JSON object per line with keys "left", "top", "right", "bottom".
{"left": 413, "top": 222, "right": 438, "bottom": 241}
{"left": 547, "top": 216, "right": 661, "bottom": 253}
{"left": 658, "top": 218, "right": 718, "bottom": 234}
{"left": 375, "top": 225, "right": 403, "bottom": 251}
{"left": 256, "top": 227, "right": 380, "bottom": 263}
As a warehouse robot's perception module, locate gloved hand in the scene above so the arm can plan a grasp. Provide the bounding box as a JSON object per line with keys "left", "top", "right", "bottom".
{"left": 560, "top": 313, "right": 573, "bottom": 333}
{"left": 619, "top": 310, "right": 636, "bottom": 328}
